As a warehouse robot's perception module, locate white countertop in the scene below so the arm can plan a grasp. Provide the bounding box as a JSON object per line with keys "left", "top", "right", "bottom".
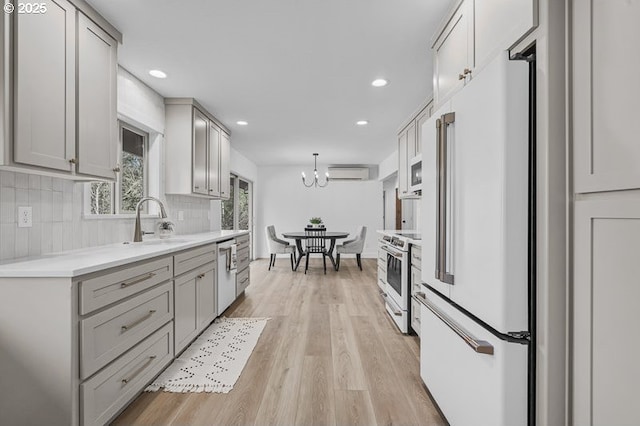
{"left": 0, "top": 230, "right": 249, "bottom": 278}
{"left": 377, "top": 229, "right": 422, "bottom": 246}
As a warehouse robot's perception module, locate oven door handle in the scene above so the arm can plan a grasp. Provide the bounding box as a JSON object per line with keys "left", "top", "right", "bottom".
{"left": 380, "top": 246, "right": 403, "bottom": 259}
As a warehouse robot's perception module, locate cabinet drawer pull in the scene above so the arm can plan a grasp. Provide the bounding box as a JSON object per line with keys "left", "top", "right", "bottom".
{"left": 68, "top": 158, "right": 77, "bottom": 164}
{"left": 458, "top": 73, "right": 465, "bottom": 80}
{"left": 120, "top": 272, "right": 156, "bottom": 289}
{"left": 463, "top": 68, "right": 472, "bottom": 75}
{"left": 113, "top": 166, "right": 121, "bottom": 172}
{"left": 121, "top": 310, "right": 156, "bottom": 332}
{"left": 121, "top": 355, "right": 157, "bottom": 385}
{"left": 240, "top": 277, "right": 249, "bottom": 285}
{"left": 196, "top": 273, "right": 206, "bottom": 279}
{"left": 194, "top": 186, "right": 200, "bottom": 189}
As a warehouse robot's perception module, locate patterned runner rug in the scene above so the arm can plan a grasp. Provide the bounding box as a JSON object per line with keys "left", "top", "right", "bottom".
{"left": 146, "top": 317, "right": 269, "bottom": 393}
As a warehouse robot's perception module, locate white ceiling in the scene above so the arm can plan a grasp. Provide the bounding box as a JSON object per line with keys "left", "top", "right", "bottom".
{"left": 88, "top": 0, "right": 454, "bottom": 166}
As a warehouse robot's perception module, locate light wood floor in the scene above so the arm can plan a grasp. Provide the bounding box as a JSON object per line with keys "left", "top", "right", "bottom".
{"left": 112, "top": 258, "right": 446, "bottom": 426}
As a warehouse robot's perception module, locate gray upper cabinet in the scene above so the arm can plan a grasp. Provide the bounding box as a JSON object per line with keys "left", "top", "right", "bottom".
{"left": 193, "top": 108, "right": 209, "bottom": 195}
{"left": 432, "top": 0, "right": 473, "bottom": 107}
{"left": 432, "top": 0, "right": 537, "bottom": 108}
{"left": 219, "top": 131, "right": 230, "bottom": 200}
{"left": 165, "top": 98, "right": 231, "bottom": 199}
{"left": 573, "top": 0, "right": 640, "bottom": 193}
{"left": 7, "top": 0, "right": 121, "bottom": 179}
{"left": 208, "top": 122, "right": 221, "bottom": 198}
{"left": 77, "top": 13, "right": 118, "bottom": 180}
{"left": 14, "top": 0, "right": 76, "bottom": 172}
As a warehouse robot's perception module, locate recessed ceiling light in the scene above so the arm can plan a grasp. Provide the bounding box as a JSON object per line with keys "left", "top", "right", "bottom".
{"left": 371, "top": 78, "right": 388, "bottom": 87}
{"left": 356, "top": 120, "right": 369, "bottom": 126}
{"left": 236, "top": 121, "right": 248, "bottom": 126}
{"left": 149, "top": 69, "right": 167, "bottom": 79}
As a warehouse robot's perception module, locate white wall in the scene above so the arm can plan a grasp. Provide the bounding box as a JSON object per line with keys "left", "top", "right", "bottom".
{"left": 378, "top": 150, "right": 398, "bottom": 181}
{"left": 256, "top": 165, "right": 382, "bottom": 259}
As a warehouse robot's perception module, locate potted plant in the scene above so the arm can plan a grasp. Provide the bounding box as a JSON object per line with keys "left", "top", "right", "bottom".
{"left": 156, "top": 220, "right": 175, "bottom": 239}
{"left": 309, "top": 217, "right": 324, "bottom": 228}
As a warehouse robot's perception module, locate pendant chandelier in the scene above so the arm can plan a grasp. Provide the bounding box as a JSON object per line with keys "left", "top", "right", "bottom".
{"left": 301, "top": 153, "right": 329, "bottom": 188}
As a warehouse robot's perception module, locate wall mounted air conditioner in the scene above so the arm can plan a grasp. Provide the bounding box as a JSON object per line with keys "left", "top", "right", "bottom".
{"left": 327, "top": 167, "right": 370, "bottom": 181}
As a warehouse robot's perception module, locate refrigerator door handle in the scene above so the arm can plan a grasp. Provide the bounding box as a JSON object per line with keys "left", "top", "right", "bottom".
{"left": 415, "top": 292, "right": 494, "bottom": 355}
{"left": 437, "top": 112, "right": 455, "bottom": 285}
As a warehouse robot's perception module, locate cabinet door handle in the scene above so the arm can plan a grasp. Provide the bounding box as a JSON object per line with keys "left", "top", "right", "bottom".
{"left": 458, "top": 73, "right": 465, "bottom": 80}
{"left": 113, "top": 166, "right": 121, "bottom": 172}
{"left": 120, "top": 272, "right": 155, "bottom": 289}
{"left": 463, "top": 68, "right": 472, "bottom": 75}
{"left": 121, "top": 310, "right": 156, "bottom": 332}
{"left": 121, "top": 355, "right": 157, "bottom": 385}
{"left": 196, "top": 273, "right": 205, "bottom": 279}
{"left": 68, "top": 158, "right": 77, "bottom": 164}
{"left": 194, "top": 186, "right": 200, "bottom": 189}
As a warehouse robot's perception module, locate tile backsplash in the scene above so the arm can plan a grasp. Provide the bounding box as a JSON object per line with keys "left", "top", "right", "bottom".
{"left": 0, "top": 170, "right": 212, "bottom": 262}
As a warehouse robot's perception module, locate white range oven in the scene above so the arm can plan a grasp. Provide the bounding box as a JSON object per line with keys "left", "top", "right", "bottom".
{"left": 380, "top": 234, "right": 410, "bottom": 333}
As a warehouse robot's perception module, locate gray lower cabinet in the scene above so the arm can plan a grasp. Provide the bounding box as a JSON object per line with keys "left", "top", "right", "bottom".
{"left": 0, "top": 237, "right": 247, "bottom": 425}
{"left": 235, "top": 234, "right": 250, "bottom": 296}
{"left": 173, "top": 244, "right": 217, "bottom": 355}
{"left": 81, "top": 323, "right": 174, "bottom": 426}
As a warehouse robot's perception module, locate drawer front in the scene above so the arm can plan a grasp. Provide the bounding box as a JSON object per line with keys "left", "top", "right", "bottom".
{"left": 411, "top": 296, "right": 421, "bottom": 337}
{"left": 378, "top": 247, "right": 387, "bottom": 262}
{"left": 237, "top": 247, "right": 250, "bottom": 272}
{"left": 80, "top": 282, "right": 173, "bottom": 379}
{"left": 378, "top": 257, "right": 387, "bottom": 273}
{"left": 79, "top": 257, "right": 173, "bottom": 315}
{"left": 377, "top": 267, "right": 386, "bottom": 292}
{"left": 411, "top": 266, "right": 422, "bottom": 296}
{"left": 174, "top": 244, "right": 216, "bottom": 276}
{"left": 411, "top": 245, "right": 422, "bottom": 267}
{"left": 236, "top": 267, "right": 250, "bottom": 296}
{"left": 236, "top": 234, "right": 250, "bottom": 251}
{"left": 81, "top": 322, "right": 174, "bottom": 426}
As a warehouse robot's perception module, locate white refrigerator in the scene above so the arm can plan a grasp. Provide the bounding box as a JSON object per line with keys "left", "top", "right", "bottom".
{"left": 418, "top": 52, "right": 532, "bottom": 426}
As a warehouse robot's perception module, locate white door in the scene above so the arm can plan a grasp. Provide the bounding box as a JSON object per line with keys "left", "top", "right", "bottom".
{"left": 77, "top": 13, "right": 118, "bottom": 179}
{"left": 448, "top": 54, "right": 529, "bottom": 333}
{"left": 14, "top": 0, "right": 75, "bottom": 172}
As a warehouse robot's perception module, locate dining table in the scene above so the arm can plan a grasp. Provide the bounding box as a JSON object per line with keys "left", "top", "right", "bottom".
{"left": 282, "top": 231, "right": 350, "bottom": 271}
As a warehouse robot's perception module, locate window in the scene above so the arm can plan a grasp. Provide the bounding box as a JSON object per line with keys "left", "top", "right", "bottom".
{"left": 87, "top": 122, "right": 148, "bottom": 215}
{"left": 221, "top": 175, "right": 251, "bottom": 231}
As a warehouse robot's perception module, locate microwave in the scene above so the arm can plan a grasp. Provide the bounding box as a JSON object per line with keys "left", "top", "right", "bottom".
{"left": 409, "top": 154, "right": 422, "bottom": 193}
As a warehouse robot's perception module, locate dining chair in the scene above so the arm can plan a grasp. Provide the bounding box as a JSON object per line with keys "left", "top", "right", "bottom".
{"left": 304, "top": 227, "right": 328, "bottom": 274}
{"left": 265, "top": 225, "right": 296, "bottom": 271}
{"left": 335, "top": 226, "right": 367, "bottom": 271}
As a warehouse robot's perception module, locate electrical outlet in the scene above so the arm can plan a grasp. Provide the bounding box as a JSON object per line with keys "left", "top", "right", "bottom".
{"left": 178, "top": 211, "right": 184, "bottom": 221}
{"left": 18, "top": 206, "right": 32, "bottom": 228}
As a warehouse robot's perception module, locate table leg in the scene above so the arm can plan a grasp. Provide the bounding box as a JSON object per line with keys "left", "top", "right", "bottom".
{"left": 327, "top": 238, "right": 337, "bottom": 269}
{"left": 294, "top": 238, "right": 305, "bottom": 271}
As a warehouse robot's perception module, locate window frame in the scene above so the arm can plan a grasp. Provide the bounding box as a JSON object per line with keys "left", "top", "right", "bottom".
{"left": 84, "top": 121, "right": 150, "bottom": 216}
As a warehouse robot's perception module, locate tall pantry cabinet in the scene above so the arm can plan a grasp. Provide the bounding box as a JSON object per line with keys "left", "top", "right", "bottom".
{"left": 572, "top": 1, "right": 640, "bottom": 425}
{"left": 5, "top": 0, "right": 121, "bottom": 180}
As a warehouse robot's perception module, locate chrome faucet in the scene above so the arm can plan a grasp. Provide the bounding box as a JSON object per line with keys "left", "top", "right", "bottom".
{"left": 133, "top": 196, "right": 168, "bottom": 242}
